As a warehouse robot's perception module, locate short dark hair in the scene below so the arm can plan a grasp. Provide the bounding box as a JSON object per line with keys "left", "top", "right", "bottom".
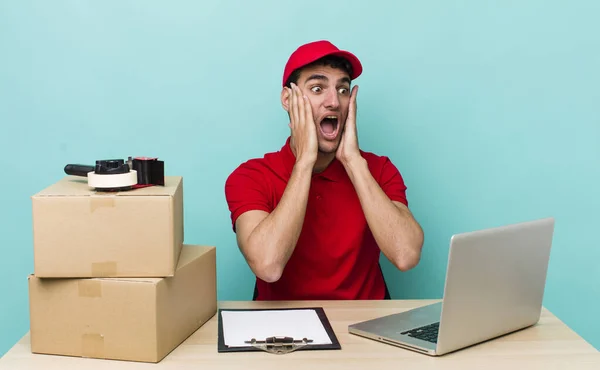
{"left": 284, "top": 55, "right": 353, "bottom": 88}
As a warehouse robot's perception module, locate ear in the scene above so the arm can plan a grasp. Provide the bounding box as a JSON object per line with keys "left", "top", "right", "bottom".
{"left": 281, "top": 87, "right": 290, "bottom": 112}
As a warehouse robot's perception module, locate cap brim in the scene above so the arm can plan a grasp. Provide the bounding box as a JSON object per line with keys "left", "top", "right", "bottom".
{"left": 328, "top": 50, "right": 363, "bottom": 80}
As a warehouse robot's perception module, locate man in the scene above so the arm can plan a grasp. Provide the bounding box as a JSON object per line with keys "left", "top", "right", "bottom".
{"left": 225, "top": 40, "right": 424, "bottom": 300}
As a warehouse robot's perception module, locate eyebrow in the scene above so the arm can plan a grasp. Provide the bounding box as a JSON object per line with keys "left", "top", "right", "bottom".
{"left": 305, "top": 74, "right": 328, "bottom": 84}
{"left": 339, "top": 77, "right": 351, "bottom": 85}
{"left": 304, "top": 74, "right": 351, "bottom": 86}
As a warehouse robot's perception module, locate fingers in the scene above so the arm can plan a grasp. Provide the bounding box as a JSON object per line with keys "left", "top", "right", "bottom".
{"left": 344, "top": 85, "right": 359, "bottom": 135}
{"left": 290, "top": 83, "right": 314, "bottom": 127}
{"left": 285, "top": 87, "right": 293, "bottom": 129}
{"left": 295, "top": 84, "right": 306, "bottom": 125}
{"left": 303, "top": 93, "right": 312, "bottom": 125}
{"left": 351, "top": 85, "right": 359, "bottom": 98}
{"left": 291, "top": 83, "right": 309, "bottom": 133}
{"left": 348, "top": 85, "right": 359, "bottom": 118}
{"left": 289, "top": 85, "right": 297, "bottom": 127}
{"left": 284, "top": 87, "right": 292, "bottom": 113}
{"left": 293, "top": 84, "right": 300, "bottom": 124}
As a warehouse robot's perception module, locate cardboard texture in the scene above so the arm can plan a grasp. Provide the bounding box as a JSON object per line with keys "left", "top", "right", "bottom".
{"left": 31, "top": 176, "right": 184, "bottom": 278}
{"left": 28, "top": 245, "right": 217, "bottom": 363}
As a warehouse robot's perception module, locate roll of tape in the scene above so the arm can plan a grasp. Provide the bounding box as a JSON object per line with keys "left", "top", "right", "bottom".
{"left": 87, "top": 170, "right": 137, "bottom": 190}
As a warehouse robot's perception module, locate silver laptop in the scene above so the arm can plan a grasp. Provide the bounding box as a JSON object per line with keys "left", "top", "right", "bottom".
{"left": 348, "top": 217, "right": 555, "bottom": 356}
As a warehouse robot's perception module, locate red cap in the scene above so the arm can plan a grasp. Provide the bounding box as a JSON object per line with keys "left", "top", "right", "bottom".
{"left": 282, "top": 40, "right": 363, "bottom": 86}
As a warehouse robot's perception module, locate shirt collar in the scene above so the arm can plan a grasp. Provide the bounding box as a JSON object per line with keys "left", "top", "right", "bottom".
{"left": 279, "top": 136, "right": 347, "bottom": 182}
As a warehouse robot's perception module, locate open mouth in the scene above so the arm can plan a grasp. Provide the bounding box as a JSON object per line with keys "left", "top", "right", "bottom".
{"left": 319, "top": 115, "right": 339, "bottom": 140}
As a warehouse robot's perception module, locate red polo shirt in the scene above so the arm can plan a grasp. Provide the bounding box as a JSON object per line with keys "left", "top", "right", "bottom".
{"left": 225, "top": 137, "right": 408, "bottom": 300}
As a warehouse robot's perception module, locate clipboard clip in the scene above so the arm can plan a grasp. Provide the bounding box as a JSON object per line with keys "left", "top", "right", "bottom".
{"left": 244, "top": 336, "right": 313, "bottom": 355}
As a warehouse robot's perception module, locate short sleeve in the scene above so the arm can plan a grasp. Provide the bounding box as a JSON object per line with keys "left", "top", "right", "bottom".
{"left": 224, "top": 162, "right": 273, "bottom": 232}
{"left": 377, "top": 157, "right": 408, "bottom": 207}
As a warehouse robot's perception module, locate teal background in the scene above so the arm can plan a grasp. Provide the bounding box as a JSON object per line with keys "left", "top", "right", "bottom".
{"left": 1, "top": 0, "right": 598, "bottom": 357}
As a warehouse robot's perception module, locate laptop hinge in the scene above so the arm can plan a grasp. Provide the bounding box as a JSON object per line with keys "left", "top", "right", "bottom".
{"left": 380, "top": 337, "right": 431, "bottom": 353}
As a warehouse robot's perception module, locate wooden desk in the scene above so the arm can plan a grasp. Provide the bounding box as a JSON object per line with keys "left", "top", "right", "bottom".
{"left": 1, "top": 300, "right": 598, "bottom": 369}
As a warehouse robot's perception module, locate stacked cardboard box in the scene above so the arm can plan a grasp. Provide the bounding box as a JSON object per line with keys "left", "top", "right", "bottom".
{"left": 28, "top": 175, "right": 217, "bottom": 363}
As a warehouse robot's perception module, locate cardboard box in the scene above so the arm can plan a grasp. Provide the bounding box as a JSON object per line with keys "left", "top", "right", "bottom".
{"left": 28, "top": 245, "right": 217, "bottom": 363}
{"left": 31, "top": 176, "right": 184, "bottom": 277}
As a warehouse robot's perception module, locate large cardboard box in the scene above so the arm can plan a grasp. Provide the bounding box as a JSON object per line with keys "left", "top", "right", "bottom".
{"left": 28, "top": 245, "right": 216, "bottom": 363}
{"left": 31, "top": 176, "right": 184, "bottom": 277}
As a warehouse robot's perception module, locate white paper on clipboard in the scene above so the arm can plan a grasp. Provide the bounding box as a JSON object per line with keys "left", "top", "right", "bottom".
{"left": 221, "top": 309, "right": 333, "bottom": 347}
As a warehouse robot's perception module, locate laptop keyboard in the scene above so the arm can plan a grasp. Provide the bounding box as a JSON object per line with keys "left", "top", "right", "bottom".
{"left": 401, "top": 322, "right": 439, "bottom": 343}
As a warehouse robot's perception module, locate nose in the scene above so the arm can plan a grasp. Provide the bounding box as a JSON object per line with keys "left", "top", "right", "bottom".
{"left": 324, "top": 88, "right": 340, "bottom": 110}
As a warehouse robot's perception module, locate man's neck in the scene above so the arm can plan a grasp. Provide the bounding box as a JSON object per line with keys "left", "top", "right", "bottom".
{"left": 313, "top": 152, "right": 336, "bottom": 174}
{"left": 289, "top": 137, "right": 336, "bottom": 174}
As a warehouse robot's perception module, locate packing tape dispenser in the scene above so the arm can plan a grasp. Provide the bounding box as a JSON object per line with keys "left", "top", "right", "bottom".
{"left": 64, "top": 157, "right": 164, "bottom": 192}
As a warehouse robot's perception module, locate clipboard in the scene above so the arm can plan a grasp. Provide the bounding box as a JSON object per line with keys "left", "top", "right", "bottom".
{"left": 217, "top": 307, "right": 341, "bottom": 354}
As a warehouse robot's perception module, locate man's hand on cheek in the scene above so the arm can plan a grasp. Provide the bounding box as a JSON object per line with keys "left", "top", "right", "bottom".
{"left": 336, "top": 85, "right": 361, "bottom": 166}
{"left": 288, "top": 83, "right": 318, "bottom": 167}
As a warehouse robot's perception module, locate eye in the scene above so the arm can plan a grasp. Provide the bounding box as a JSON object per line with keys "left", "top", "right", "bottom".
{"left": 338, "top": 87, "right": 349, "bottom": 95}
{"left": 310, "top": 86, "right": 322, "bottom": 93}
